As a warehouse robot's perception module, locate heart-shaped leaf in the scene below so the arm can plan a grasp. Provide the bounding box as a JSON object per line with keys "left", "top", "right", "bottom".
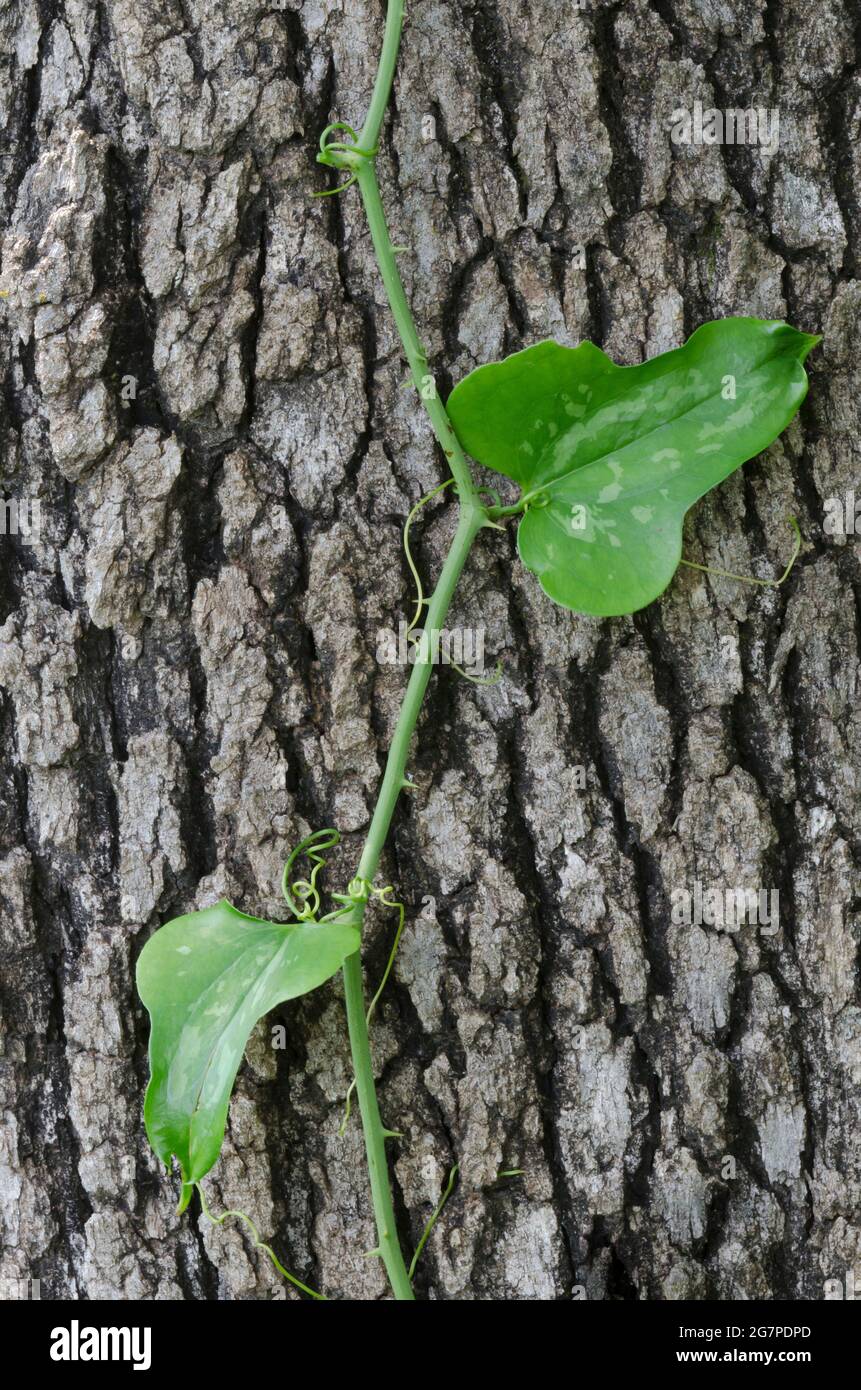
{"left": 136, "top": 901, "right": 359, "bottom": 1207}
{"left": 448, "top": 318, "right": 819, "bottom": 616}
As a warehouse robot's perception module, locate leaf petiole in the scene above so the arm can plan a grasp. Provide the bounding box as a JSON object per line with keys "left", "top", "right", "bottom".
{"left": 486, "top": 499, "right": 529, "bottom": 521}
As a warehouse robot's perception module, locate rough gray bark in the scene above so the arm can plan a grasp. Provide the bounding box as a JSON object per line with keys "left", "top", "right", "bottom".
{"left": 0, "top": 0, "right": 859, "bottom": 1301}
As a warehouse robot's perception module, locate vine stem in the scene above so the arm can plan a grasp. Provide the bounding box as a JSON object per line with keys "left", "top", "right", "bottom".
{"left": 343, "top": 503, "right": 484, "bottom": 1300}
{"left": 357, "top": 2, "right": 478, "bottom": 508}
{"left": 356, "top": 164, "right": 477, "bottom": 504}
{"left": 330, "top": 0, "right": 487, "bottom": 1300}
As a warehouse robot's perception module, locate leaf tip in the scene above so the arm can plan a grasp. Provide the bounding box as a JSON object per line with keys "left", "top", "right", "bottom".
{"left": 799, "top": 331, "right": 823, "bottom": 360}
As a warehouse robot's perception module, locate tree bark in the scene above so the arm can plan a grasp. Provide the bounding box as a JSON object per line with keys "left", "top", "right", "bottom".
{"left": 0, "top": 0, "right": 859, "bottom": 1301}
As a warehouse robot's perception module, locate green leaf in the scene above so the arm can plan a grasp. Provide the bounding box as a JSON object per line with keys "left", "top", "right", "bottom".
{"left": 136, "top": 901, "right": 359, "bottom": 1206}
{"left": 448, "top": 318, "right": 819, "bottom": 616}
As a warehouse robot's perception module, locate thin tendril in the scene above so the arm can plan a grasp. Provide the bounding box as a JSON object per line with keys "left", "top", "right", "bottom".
{"left": 408, "top": 1164, "right": 459, "bottom": 1280}
{"left": 402, "top": 478, "right": 502, "bottom": 685}
{"left": 281, "top": 828, "right": 341, "bottom": 921}
{"left": 364, "top": 885, "right": 405, "bottom": 1025}
{"left": 449, "top": 659, "right": 503, "bottom": 687}
{"left": 339, "top": 1082, "right": 355, "bottom": 1136}
{"left": 312, "top": 173, "right": 359, "bottom": 199}
{"left": 403, "top": 478, "right": 455, "bottom": 638}
{"left": 680, "top": 516, "right": 802, "bottom": 589}
{"left": 319, "top": 121, "right": 358, "bottom": 150}
{"left": 195, "top": 1182, "right": 326, "bottom": 1300}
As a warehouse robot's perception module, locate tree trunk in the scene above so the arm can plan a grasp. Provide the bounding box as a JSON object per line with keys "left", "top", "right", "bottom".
{"left": 1, "top": 0, "right": 859, "bottom": 1301}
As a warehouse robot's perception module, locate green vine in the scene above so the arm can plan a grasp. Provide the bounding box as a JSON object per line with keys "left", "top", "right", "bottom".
{"left": 135, "top": 0, "right": 819, "bottom": 1303}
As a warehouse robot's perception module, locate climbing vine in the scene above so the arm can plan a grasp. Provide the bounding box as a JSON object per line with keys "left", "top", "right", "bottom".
{"left": 135, "top": 0, "right": 818, "bottom": 1301}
